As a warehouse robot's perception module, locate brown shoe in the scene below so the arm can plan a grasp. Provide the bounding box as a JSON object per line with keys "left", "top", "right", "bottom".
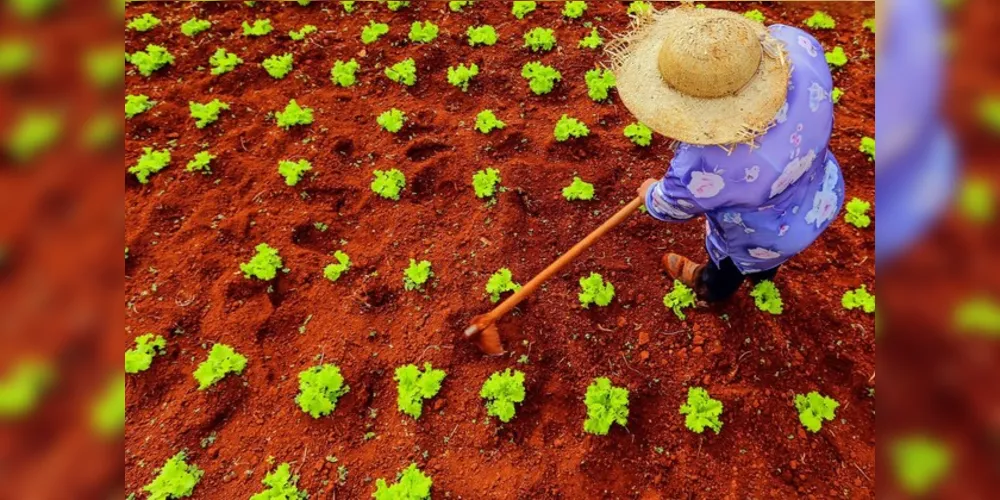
{"left": 663, "top": 253, "right": 705, "bottom": 289}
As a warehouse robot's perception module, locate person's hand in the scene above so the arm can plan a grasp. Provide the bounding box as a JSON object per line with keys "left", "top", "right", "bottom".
{"left": 637, "top": 178, "right": 658, "bottom": 199}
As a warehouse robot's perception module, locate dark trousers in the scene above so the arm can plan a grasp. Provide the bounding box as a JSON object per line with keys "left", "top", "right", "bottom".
{"left": 698, "top": 258, "right": 780, "bottom": 303}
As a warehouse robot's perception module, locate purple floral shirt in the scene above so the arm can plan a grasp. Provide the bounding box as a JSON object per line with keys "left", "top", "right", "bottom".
{"left": 644, "top": 25, "right": 844, "bottom": 274}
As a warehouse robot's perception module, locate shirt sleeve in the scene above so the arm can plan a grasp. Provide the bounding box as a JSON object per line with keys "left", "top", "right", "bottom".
{"left": 644, "top": 146, "right": 729, "bottom": 222}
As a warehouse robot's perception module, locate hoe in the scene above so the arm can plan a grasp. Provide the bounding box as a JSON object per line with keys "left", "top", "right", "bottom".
{"left": 464, "top": 196, "right": 645, "bottom": 355}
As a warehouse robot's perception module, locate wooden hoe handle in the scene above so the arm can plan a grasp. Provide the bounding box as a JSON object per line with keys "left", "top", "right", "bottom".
{"left": 485, "top": 196, "right": 645, "bottom": 322}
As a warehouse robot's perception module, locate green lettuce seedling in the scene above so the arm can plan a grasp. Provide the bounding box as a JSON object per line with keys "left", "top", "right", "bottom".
{"left": 805, "top": 11, "right": 836, "bottom": 29}
{"left": 957, "top": 177, "right": 995, "bottom": 223}
{"left": 844, "top": 197, "right": 872, "bottom": 228}
{"left": 289, "top": 25, "right": 317, "bottom": 41}
{"left": 859, "top": 136, "right": 875, "bottom": 161}
{"left": 863, "top": 18, "right": 876, "bottom": 34}
{"left": 373, "top": 464, "right": 432, "bottom": 500}
{"left": 5, "top": 111, "right": 61, "bottom": 162}
{"left": 250, "top": 464, "right": 307, "bottom": 500}
{"left": 209, "top": 48, "right": 243, "bottom": 75}
{"left": 627, "top": 1, "right": 653, "bottom": 17}
{"left": 243, "top": 19, "right": 273, "bottom": 36}
{"left": 395, "top": 363, "right": 446, "bottom": 419}
{"left": 663, "top": 279, "right": 697, "bottom": 320}
{"left": 403, "top": 259, "right": 433, "bottom": 290}
{"left": 843, "top": 285, "right": 875, "bottom": 314}
{"left": 831, "top": 87, "right": 844, "bottom": 104}
{"left": 372, "top": 169, "right": 406, "bottom": 200}
{"left": 449, "top": 1, "right": 472, "bottom": 12}
{"left": 129, "top": 44, "right": 174, "bottom": 77}
{"left": 296, "top": 0, "right": 312, "bottom": 5}
{"left": 585, "top": 68, "right": 616, "bottom": 101}
{"left": 954, "top": 297, "right": 1000, "bottom": 335}
{"left": 584, "top": 377, "right": 629, "bottom": 436}
{"left": 262, "top": 53, "right": 294, "bottom": 79}
{"left": 85, "top": 47, "right": 122, "bottom": 89}
{"left": 523, "top": 27, "right": 556, "bottom": 52}
{"left": 794, "top": 392, "right": 839, "bottom": 432}
{"left": 91, "top": 375, "right": 124, "bottom": 437}
{"left": 387, "top": 1, "right": 410, "bottom": 11}
{"left": 0, "top": 360, "right": 54, "bottom": 418}
{"left": 579, "top": 28, "right": 602, "bottom": 49}
{"left": 521, "top": 61, "right": 562, "bottom": 95}
{"left": 554, "top": 115, "right": 589, "bottom": 141}
{"left": 125, "top": 334, "right": 166, "bottom": 374}
{"left": 624, "top": 122, "right": 652, "bottom": 146}
{"left": 562, "top": 176, "right": 594, "bottom": 201}
{"left": 129, "top": 147, "right": 170, "bottom": 184}
{"left": 342, "top": 1, "right": 356, "bottom": 13}
{"left": 181, "top": 17, "right": 211, "bottom": 37}
{"left": 186, "top": 151, "right": 215, "bottom": 173}
{"left": 511, "top": 1, "right": 536, "bottom": 19}
{"left": 278, "top": 159, "right": 312, "bottom": 186}
{"left": 276, "top": 99, "right": 314, "bottom": 129}
{"left": 579, "top": 272, "right": 614, "bottom": 308}
{"left": 125, "top": 94, "right": 155, "bottom": 119}
{"left": 409, "top": 20, "right": 439, "bottom": 43}
{"left": 240, "top": 243, "right": 283, "bottom": 280}
{"left": 475, "top": 110, "right": 506, "bottom": 133}
{"left": 127, "top": 12, "right": 160, "bottom": 32}
{"left": 826, "top": 46, "right": 848, "bottom": 68}
{"left": 377, "top": 108, "right": 407, "bottom": 133}
{"left": 679, "top": 387, "right": 723, "bottom": 434}
{"left": 750, "top": 280, "right": 783, "bottom": 315}
{"left": 361, "top": 21, "right": 390, "bottom": 44}
{"left": 331, "top": 59, "right": 360, "bottom": 87}
{"left": 0, "top": 40, "right": 32, "bottom": 77}
{"left": 467, "top": 25, "right": 498, "bottom": 46}
{"left": 563, "top": 1, "right": 587, "bottom": 19}
{"left": 447, "top": 63, "right": 479, "bottom": 91}
{"left": 473, "top": 168, "right": 501, "bottom": 199}
{"left": 324, "top": 251, "right": 351, "bottom": 282}
{"left": 481, "top": 369, "right": 525, "bottom": 423}
{"left": 485, "top": 268, "right": 521, "bottom": 303}
{"left": 144, "top": 453, "right": 203, "bottom": 500}
{"left": 297, "top": 364, "right": 350, "bottom": 418}
{"left": 385, "top": 58, "right": 417, "bottom": 86}
{"left": 189, "top": 99, "right": 229, "bottom": 129}
{"left": 892, "top": 437, "right": 952, "bottom": 497}
{"left": 193, "top": 344, "right": 247, "bottom": 390}
{"left": 744, "top": 9, "right": 765, "bottom": 22}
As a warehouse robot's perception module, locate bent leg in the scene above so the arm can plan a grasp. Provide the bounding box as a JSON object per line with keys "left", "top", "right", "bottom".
{"left": 697, "top": 258, "right": 747, "bottom": 302}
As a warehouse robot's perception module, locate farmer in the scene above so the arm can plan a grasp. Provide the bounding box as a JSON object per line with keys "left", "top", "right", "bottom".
{"left": 614, "top": 5, "right": 844, "bottom": 302}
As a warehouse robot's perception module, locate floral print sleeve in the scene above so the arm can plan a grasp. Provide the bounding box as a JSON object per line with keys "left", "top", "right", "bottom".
{"left": 645, "top": 146, "right": 725, "bottom": 222}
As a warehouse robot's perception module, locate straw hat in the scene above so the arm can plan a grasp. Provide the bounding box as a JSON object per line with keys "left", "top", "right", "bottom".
{"left": 611, "top": 4, "right": 790, "bottom": 146}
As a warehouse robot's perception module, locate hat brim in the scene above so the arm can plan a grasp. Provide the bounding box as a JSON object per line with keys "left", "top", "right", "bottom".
{"left": 611, "top": 7, "right": 790, "bottom": 146}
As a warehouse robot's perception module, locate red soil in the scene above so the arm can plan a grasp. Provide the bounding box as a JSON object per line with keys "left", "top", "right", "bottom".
{"left": 125, "top": 2, "right": 875, "bottom": 498}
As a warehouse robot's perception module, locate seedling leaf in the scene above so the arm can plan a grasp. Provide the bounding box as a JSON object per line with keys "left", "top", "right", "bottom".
{"left": 794, "top": 392, "right": 839, "bottom": 432}
{"left": 679, "top": 387, "right": 723, "bottom": 434}
{"left": 480, "top": 369, "right": 525, "bottom": 423}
